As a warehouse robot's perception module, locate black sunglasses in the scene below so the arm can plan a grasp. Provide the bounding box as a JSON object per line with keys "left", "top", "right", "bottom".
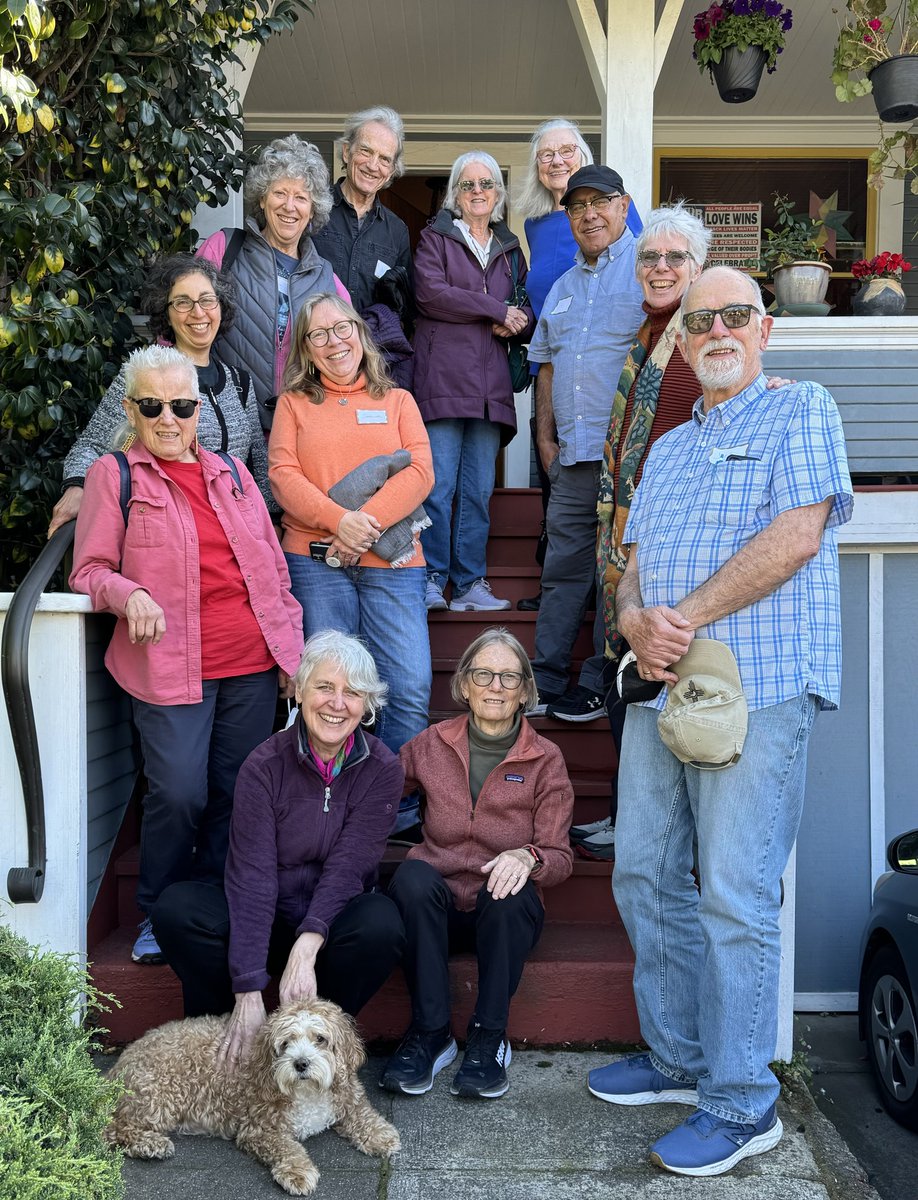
{"left": 683, "top": 304, "right": 759, "bottom": 335}
{"left": 130, "top": 397, "right": 199, "bottom": 419}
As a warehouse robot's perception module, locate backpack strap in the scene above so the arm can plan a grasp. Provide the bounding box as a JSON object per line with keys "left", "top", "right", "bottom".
{"left": 216, "top": 451, "right": 244, "bottom": 493}
{"left": 111, "top": 450, "right": 131, "bottom": 525}
{"left": 220, "top": 227, "right": 247, "bottom": 273}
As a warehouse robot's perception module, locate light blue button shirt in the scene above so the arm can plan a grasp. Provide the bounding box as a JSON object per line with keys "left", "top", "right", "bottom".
{"left": 528, "top": 229, "right": 644, "bottom": 465}
{"left": 624, "top": 375, "right": 853, "bottom": 711}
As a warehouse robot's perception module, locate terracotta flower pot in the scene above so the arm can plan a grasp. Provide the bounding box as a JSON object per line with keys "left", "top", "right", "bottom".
{"left": 868, "top": 55, "right": 918, "bottom": 123}
{"left": 710, "top": 45, "right": 768, "bottom": 104}
{"left": 852, "top": 277, "right": 907, "bottom": 316}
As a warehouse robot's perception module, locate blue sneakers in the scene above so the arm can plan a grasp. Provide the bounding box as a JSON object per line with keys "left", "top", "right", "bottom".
{"left": 131, "top": 917, "right": 164, "bottom": 965}
{"left": 588, "top": 1053, "right": 699, "bottom": 1106}
{"left": 650, "top": 1104, "right": 784, "bottom": 1177}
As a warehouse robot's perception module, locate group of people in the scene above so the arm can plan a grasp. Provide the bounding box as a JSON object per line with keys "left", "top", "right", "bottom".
{"left": 58, "top": 104, "right": 855, "bottom": 1178}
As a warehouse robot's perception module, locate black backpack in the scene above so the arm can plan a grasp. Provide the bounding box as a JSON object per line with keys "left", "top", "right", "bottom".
{"left": 109, "top": 450, "right": 243, "bottom": 525}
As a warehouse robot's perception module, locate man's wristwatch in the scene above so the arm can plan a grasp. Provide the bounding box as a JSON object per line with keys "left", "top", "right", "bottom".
{"left": 523, "top": 844, "right": 544, "bottom": 873}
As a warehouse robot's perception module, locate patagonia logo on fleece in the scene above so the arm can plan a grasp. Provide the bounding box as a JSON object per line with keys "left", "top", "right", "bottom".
{"left": 504, "top": 773, "right": 524, "bottom": 783}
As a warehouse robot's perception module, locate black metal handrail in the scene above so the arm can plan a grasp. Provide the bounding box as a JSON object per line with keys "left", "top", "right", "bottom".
{"left": 1, "top": 521, "right": 76, "bottom": 903}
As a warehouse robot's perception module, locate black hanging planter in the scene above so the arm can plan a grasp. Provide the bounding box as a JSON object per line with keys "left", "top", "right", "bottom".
{"left": 711, "top": 45, "right": 768, "bottom": 104}
{"left": 868, "top": 55, "right": 918, "bottom": 123}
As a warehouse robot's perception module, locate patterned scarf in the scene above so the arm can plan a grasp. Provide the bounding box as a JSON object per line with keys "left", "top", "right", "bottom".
{"left": 596, "top": 305, "right": 682, "bottom": 660}
{"left": 306, "top": 731, "right": 355, "bottom": 784}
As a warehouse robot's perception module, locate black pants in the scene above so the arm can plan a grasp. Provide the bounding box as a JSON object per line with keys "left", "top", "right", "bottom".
{"left": 152, "top": 881, "right": 405, "bottom": 1018}
{"left": 388, "top": 859, "right": 544, "bottom": 1032}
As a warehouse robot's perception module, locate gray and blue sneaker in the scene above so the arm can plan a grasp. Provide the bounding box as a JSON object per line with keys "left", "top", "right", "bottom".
{"left": 131, "top": 917, "right": 164, "bottom": 965}
{"left": 649, "top": 1103, "right": 783, "bottom": 1176}
{"left": 425, "top": 578, "right": 448, "bottom": 612}
{"left": 588, "top": 1053, "right": 698, "bottom": 1105}
{"left": 448, "top": 579, "right": 511, "bottom": 612}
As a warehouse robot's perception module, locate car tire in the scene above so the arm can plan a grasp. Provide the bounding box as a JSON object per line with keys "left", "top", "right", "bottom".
{"left": 862, "top": 943, "right": 918, "bottom": 1131}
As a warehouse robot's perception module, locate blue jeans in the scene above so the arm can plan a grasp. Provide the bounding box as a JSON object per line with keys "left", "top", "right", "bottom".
{"left": 422, "top": 418, "right": 501, "bottom": 593}
{"left": 613, "top": 692, "right": 817, "bottom": 1123}
{"left": 285, "top": 550, "right": 431, "bottom": 759}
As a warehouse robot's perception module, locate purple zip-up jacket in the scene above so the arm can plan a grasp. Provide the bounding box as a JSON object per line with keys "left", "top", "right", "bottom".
{"left": 411, "top": 210, "right": 535, "bottom": 437}
{"left": 225, "top": 719, "right": 403, "bottom": 994}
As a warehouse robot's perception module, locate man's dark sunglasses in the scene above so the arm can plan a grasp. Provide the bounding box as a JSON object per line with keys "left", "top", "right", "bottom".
{"left": 683, "top": 304, "right": 759, "bottom": 335}
{"left": 130, "top": 397, "right": 199, "bottom": 419}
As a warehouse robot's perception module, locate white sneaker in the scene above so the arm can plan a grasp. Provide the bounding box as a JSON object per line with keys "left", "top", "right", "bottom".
{"left": 449, "top": 579, "right": 511, "bottom": 612}
{"left": 570, "top": 815, "right": 613, "bottom": 843}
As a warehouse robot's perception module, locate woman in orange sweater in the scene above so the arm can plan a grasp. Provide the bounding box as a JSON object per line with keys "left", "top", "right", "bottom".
{"left": 269, "top": 293, "right": 435, "bottom": 782}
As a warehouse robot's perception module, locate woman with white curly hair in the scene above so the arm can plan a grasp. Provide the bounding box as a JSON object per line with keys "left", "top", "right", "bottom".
{"left": 197, "top": 134, "right": 350, "bottom": 426}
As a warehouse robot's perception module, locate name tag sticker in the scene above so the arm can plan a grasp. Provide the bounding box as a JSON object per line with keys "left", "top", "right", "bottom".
{"left": 374, "top": 259, "right": 392, "bottom": 279}
{"left": 505, "top": 773, "right": 524, "bottom": 783}
{"left": 709, "top": 443, "right": 749, "bottom": 465}
{"left": 357, "top": 409, "right": 388, "bottom": 424}
{"left": 550, "top": 295, "right": 573, "bottom": 315}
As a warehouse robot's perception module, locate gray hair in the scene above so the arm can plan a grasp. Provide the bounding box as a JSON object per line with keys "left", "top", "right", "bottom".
{"left": 514, "top": 119, "right": 594, "bottom": 221}
{"left": 123, "top": 345, "right": 197, "bottom": 396}
{"left": 635, "top": 202, "right": 712, "bottom": 281}
{"left": 444, "top": 151, "right": 507, "bottom": 223}
{"left": 678, "top": 266, "right": 766, "bottom": 334}
{"left": 244, "top": 134, "right": 333, "bottom": 234}
{"left": 293, "top": 630, "right": 388, "bottom": 724}
{"left": 450, "top": 628, "right": 538, "bottom": 712}
{"left": 340, "top": 105, "right": 406, "bottom": 183}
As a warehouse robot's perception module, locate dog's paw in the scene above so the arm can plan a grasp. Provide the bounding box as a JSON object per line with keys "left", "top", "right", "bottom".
{"left": 365, "top": 1120, "right": 401, "bottom": 1158}
{"left": 272, "top": 1159, "right": 320, "bottom": 1196}
{"left": 119, "top": 1132, "right": 175, "bottom": 1159}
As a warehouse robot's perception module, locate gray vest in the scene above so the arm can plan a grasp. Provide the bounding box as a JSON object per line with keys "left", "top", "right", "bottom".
{"left": 214, "top": 217, "right": 336, "bottom": 409}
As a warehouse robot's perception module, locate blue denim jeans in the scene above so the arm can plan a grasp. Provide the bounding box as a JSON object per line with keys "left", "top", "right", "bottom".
{"left": 613, "top": 692, "right": 818, "bottom": 1123}
{"left": 285, "top": 553, "right": 431, "bottom": 827}
{"left": 422, "top": 418, "right": 501, "bottom": 593}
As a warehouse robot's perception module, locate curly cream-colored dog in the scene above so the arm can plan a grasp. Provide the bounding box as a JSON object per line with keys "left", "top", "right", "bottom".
{"left": 106, "top": 997, "right": 400, "bottom": 1195}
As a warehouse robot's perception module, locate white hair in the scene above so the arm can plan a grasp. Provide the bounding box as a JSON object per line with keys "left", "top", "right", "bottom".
{"left": 444, "top": 151, "right": 507, "bottom": 222}
{"left": 340, "top": 105, "right": 406, "bottom": 183}
{"left": 635, "top": 202, "right": 712, "bottom": 280}
{"left": 514, "top": 119, "right": 594, "bottom": 221}
{"left": 293, "top": 631, "right": 388, "bottom": 724}
{"left": 123, "top": 345, "right": 197, "bottom": 396}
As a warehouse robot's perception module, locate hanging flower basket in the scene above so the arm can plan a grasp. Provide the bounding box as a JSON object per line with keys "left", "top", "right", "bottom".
{"left": 711, "top": 45, "right": 768, "bottom": 102}
{"left": 868, "top": 53, "right": 918, "bottom": 122}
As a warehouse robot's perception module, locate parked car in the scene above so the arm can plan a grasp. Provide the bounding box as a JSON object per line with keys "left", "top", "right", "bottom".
{"left": 858, "top": 828, "right": 918, "bottom": 1131}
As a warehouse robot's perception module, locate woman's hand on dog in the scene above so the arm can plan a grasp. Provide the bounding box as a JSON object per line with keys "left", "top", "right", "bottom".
{"left": 217, "top": 990, "right": 266, "bottom": 1072}
{"left": 279, "top": 931, "right": 325, "bottom": 1007}
{"left": 481, "top": 848, "right": 535, "bottom": 900}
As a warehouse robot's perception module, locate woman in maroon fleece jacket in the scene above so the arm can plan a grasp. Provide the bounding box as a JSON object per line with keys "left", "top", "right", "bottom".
{"left": 380, "top": 628, "right": 574, "bottom": 1102}
{"left": 152, "top": 630, "right": 405, "bottom": 1067}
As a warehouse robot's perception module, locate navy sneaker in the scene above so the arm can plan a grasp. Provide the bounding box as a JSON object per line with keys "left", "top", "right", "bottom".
{"left": 379, "top": 1025, "right": 457, "bottom": 1095}
{"left": 131, "top": 917, "right": 164, "bottom": 965}
{"left": 525, "top": 691, "right": 563, "bottom": 718}
{"left": 546, "top": 685, "right": 607, "bottom": 723}
{"left": 450, "top": 1022, "right": 511, "bottom": 1098}
{"left": 650, "top": 1103, "right": 783, "bottom": 1177}
{"left": 588, "top": 1053, "right": 698, "bottom": 1106}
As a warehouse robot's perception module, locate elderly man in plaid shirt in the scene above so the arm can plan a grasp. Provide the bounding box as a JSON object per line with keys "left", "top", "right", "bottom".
{"left": 587, "top": 266, "right": 853, "bottom": 1177}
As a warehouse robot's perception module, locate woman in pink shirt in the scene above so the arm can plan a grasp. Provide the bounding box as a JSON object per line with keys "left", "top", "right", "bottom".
{"left": 70, "top": 344, "right": 303, "bottom": 966}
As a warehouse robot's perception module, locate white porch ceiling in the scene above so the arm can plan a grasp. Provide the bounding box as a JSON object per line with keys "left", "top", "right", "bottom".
{"left": 243, "top": 0, "right": 879, "bottom": 130}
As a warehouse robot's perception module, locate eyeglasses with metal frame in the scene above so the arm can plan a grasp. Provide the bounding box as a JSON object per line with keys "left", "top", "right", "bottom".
{"left": 682, "top": 304, "right": 760, "bottom": 335}
{"left": 563, "top": 193, "right": 621, "bottom": 219}
{"left": 637, "top": 250, "right": 695, "bottom": 270}
{"left": 467, "top": 668, "right": 524, "bottom": 690}
{"left": 167, "top": 294, "right": 220, "bottom": 313}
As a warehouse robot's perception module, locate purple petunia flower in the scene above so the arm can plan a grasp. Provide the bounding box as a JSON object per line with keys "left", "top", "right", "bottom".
{"left": 782, "top": 11, "right": 793, "bottom": 31}
{"left": 734, "top": 0, "right": 751, "bottom": 14}
{"left": 750, "top": 0, "right": 765, "bottom": 11}
{"left": 764, "top": 0, "right": 782, "bottom": 16}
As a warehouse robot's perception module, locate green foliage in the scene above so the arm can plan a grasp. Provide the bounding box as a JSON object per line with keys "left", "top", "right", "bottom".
{"left": 869, "top": 128, "right": 918, "bottom": 192}
{"left": 692, "top": 2, "right": 794, "bottom": 75}
{"left": 0, "top": 0, "right": 312, "bottom": 586}
{"left": 755, "top": 193, "right": 827, "bottom": 273}
{"left": 0, "top": 922, "right": 122, "bottom": 1199}
{"left": 832, "top": 0, "right": 918, "bottom": 103}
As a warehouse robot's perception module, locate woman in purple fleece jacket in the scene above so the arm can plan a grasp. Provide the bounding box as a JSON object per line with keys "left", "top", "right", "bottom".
{"left": 152, "top": 631, "right": 406, "bottom": 1067}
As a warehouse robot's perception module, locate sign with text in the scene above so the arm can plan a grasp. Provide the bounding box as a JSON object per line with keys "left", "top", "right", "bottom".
{"left": 686, "top": 204, "right": 762, "bottom": 268}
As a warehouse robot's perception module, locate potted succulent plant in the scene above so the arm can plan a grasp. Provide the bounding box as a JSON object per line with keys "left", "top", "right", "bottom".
{"left": 851, "top": 250, "right": 913, "bottom": 313}
{"left": 833, "top": 0, "right": 918, "bottom": 122}
{"left": 754, "top": 194, "right": 831, "bottom": 309}
{"left": 692, "top": 0, "right": 794, "bottom": 103}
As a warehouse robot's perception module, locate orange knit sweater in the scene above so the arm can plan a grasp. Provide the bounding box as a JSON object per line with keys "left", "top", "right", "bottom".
{"left": 268, "top": 375, "right": 434, "bottom": 569}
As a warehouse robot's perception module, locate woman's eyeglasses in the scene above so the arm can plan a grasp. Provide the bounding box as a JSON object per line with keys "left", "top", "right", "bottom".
{"left": 683, "top": 304, "right": 759, "bottom": 335}
{"left": 467, "top": 668, "right": 523, "bottom": 690}
{"left": 563, "top": 194, "right": 620, "bottom": 219}
{"left": 457, "top": 179, "right": 496, "bottom": 192}
{"left": 304, "top": 319, "right": 357, "bottom": 347}
{"left": 130, "top": 397, "right": 199, "bottom": 419}
{"left": 536, "top": 144, "right": 578, "bottom": 164}
{"left": 168, "top": 294, "right": 220, "bottom": 313}
{"left": 637, "top": 250, "right": 694, "bottom": 270}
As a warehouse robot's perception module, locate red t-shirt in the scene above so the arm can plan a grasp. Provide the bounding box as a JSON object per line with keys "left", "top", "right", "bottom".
{"left": 159, "top": 460, "right": 275, "bottom": 680}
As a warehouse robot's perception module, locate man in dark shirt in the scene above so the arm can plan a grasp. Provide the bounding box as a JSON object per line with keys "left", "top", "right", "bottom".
{"left": 312, "top": 105, "right": 412, "bottom": 314}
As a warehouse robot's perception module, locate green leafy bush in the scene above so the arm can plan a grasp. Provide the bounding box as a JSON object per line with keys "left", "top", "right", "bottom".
{"left": 0, "top": 0, "right": 311, "bottom": 586}
{"left": 0, "top": 923, "right": 121, "bottom": 1198}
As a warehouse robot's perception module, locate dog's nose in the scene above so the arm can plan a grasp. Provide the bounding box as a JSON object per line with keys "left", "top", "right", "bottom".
{"left": 294, "top": 1060, "right": 309, "bottom": 1075}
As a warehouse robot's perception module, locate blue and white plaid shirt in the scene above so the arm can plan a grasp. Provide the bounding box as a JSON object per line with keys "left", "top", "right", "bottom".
{"left": 624, "top": 374, "right": 853, "bottom": 711}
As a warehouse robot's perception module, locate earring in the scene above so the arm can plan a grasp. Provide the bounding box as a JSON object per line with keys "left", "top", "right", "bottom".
{"left": 193, "top": 432, "right": 199, "bottom": 455}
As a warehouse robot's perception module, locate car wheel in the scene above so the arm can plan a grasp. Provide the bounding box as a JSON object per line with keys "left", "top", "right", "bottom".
{"left": 862, "top": 944, "right": 918, "bottom": 1131}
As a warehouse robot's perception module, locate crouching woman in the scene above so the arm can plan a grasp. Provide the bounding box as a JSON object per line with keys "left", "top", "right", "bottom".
{"left": 380, "top": 628, "right": 574, "bottom": 1100}
{"left": 153, "top": 631, "right": 406, "bottom": 1066}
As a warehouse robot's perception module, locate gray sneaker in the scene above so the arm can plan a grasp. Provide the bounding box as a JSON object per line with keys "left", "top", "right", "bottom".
{"left": 449, "top": 579, "right": 511, "bottom": 612}
{"left": 425, "top": 578, "right": 448, "bottom": 611}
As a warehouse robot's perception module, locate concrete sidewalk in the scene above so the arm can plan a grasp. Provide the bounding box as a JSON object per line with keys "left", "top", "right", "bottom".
{"left": 119, "top": 1050, "right": 881, "bottom": 1200}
